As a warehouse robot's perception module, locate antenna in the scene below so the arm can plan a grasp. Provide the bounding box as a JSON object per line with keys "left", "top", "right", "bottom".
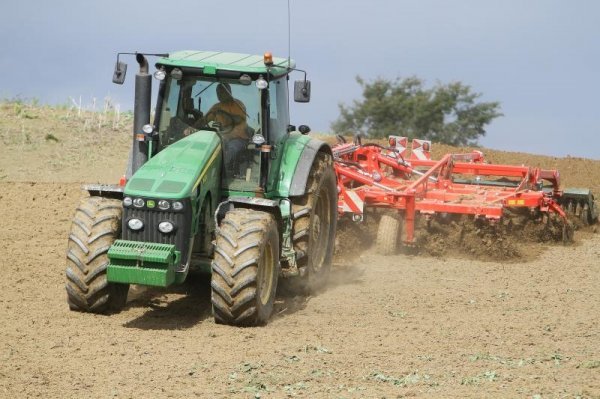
{"left": 287, "top": 0, "right": 291, "bottom": 70}
{"left": 287, "top": 0, "right": 292, "bottom": 115}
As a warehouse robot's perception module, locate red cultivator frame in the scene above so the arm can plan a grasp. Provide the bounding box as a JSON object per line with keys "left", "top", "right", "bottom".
{"left": 334, "top": 136, "right": 570, "bottom": 245}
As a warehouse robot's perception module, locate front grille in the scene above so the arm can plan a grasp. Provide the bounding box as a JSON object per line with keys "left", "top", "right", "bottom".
{"left": 122, "top": 202, "right": 193, "bottom": 269}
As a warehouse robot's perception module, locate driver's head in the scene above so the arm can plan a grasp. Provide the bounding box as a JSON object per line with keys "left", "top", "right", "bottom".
{"left": 216, "top": 83, "right": 233, "bottom": 103}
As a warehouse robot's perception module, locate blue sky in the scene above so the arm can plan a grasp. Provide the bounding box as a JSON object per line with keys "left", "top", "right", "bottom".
{"left": 1, "top": 0, "right": 598, "bottom": 159}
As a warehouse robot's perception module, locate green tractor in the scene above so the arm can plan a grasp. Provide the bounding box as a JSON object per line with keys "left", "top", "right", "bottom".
{"left": 65, "top": 51, "right": 338, "bottom": 326}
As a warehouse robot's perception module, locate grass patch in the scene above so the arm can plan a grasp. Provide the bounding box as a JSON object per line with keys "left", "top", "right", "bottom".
{"left": 387, "top": 309, "right": 407, "bottom": 318}
{"left": 467, "top": 352, "right": 537, "bottom": 367}
{"left": 577, "top": 360, "right": 600, "bottom": 369}
{"left": 299, "top": 344, "right": 332, "bottom": 354}
{"left": 45, "top": 133, "right": 59, "bottom": 142}
{"left": 369, "top": 371, "right": 429, "bottom": 387}
{"left": 461, "top": 370, "right": 498, "bottom": 385}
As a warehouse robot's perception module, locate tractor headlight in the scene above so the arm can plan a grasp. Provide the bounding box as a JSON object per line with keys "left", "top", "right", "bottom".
{"left": 252, "top": 133, "right": 265, "bottom": 145}
{"left": 128, "top": 218, "right": 144, "bottom": 231}
{"left": 123, "top": 197, "right": 133, "bottom": 207}
{"left": 158, "top": 200, "right": 170, "bottom": 210}
{"left": 172, "top": 201, "right": 184, "bottom": 211}
{"left": 133, "top": 198, "right": 145, "bottom": 208}
{"left": 142, "top": 124, "right": 154, "bottom": 134}
{"left": 256, "top": 75, "right": 268, "bottom": 90}
{"left": 158, "top": 221, "right": 174, "bottom": 234}
{"left": 154, "top": 69, "right": 166, "bottom": 81}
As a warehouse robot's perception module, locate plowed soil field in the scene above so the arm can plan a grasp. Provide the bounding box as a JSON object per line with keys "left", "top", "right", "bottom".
{"left": 0, "top": 104, "right": 599, "bottom": 398}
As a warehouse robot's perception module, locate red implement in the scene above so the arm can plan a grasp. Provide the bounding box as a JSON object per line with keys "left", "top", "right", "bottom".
{"left": 334, "top": 138, "right": 569, "bottom": 245}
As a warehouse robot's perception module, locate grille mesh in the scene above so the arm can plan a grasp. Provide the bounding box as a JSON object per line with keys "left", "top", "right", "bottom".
{"left": 122, "top": 203, "right": 192, "bottom": 267}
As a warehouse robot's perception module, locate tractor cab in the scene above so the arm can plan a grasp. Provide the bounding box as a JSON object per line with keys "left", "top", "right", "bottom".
{"left": 152, "top": 51, "right": 305, "bottom": 193}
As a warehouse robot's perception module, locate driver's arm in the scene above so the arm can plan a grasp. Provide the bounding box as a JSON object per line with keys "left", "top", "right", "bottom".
{"left": 204, "top": 102, "right": 222, "bottom": 122}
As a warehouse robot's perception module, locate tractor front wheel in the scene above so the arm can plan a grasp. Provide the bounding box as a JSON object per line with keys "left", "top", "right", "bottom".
{"left": 211, "top": 209, "right": 280, "bottom": 326}
{"left": 65, "top": 197, "right": 129, "bottom": 313}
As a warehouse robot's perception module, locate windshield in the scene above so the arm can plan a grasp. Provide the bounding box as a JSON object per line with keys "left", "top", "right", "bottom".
{"left": 157, "top": 76, "right": 262, "bottom": 148}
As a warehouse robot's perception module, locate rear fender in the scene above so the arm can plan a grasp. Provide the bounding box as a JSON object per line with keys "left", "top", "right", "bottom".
{"left": 273, "top": 135, "right": 332, "bottom": 197}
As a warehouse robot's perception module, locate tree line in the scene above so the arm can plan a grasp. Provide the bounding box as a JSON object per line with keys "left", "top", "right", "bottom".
{"left": 332, "top": 76, "right": 502, "bottom": 146}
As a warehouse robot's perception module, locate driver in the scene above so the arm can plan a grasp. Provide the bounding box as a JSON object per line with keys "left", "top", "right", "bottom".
{"left": 205, "top": 83, "right": 249, "bottom": 168}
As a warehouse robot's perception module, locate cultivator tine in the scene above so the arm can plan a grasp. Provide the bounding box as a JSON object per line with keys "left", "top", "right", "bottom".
{"left": 562, "top": 221, "right": 574, "bottom": 244}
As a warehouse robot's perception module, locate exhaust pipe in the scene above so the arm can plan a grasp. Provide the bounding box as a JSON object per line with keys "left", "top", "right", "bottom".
{"left": 136, "top": 53, "right": 149, "bottom": 74}
{"left": 127, "top": 54, "right": 152, "bottom": 177}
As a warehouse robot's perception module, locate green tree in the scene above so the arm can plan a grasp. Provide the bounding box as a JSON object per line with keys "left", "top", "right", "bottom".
{"left": 332, "top": 76, "right": 502, "bottom": 146}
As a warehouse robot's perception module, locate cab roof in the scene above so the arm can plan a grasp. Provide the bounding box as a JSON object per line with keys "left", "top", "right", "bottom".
{"left": 156, "top": 51, "right": 294, "bottom": 77}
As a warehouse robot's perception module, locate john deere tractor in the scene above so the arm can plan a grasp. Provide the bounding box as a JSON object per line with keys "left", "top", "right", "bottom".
{"left": 65, "top": 51, "right": 337, "bottom": 326}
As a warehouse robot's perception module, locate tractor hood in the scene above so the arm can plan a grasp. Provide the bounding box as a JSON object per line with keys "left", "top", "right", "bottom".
{"left": 124, "top": 131, "right": 222, "bottom": 199}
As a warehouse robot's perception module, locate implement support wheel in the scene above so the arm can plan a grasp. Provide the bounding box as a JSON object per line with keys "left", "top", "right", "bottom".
{"left": 376, "top": 213, "right": 402, "bottom": 255}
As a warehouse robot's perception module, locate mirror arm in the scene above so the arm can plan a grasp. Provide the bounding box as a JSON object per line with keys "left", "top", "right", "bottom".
{"left": 288, "top": 67, "right": 308, "bottom": 88}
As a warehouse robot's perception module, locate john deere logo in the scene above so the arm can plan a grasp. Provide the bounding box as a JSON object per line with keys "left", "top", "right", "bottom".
{"left": 147, "top": 200, "right": 156, "bottom": 208}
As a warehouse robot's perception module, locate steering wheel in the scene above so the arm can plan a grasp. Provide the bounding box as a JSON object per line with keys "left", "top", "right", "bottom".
{"left": 186, "top": 109, "right": 204, "bottom": 124}
{"left": 206, "top": 109, "right": 236, "bottom": 134}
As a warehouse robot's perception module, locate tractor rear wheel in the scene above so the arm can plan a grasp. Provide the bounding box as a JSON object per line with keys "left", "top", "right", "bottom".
{"left": 65, "top": 197, "right": 129, "bottom": 313}
{"left": 211, "top": 209, "right": 280, "bottom": 326}
{"left": 290, "top": 152, "right": 338, "bottom": 293}
{"left": 376, "top": 213, "right": 402, "bottom": 255}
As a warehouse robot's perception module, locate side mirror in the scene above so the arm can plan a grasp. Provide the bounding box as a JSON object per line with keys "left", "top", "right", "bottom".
{"left": 294, "top": 80, "right": 311, "bottom": 103}
{"left": 112, "top": 61, "right": 127, "bottom": 84}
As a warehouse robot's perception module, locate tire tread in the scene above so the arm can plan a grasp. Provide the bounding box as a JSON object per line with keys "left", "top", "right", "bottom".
{"left": 211, "top": 208, "right": 278, "bottom": 326}
{"left": 65, "top": 197, "right": 128, "bottom": 313}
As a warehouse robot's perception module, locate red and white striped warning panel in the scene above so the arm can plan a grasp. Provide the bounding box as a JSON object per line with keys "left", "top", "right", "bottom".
{"left": 410, "top": 139, "right": 432, "bottom": 160}
{"left": 388, "top": 136, "right": 408, "bottom": 158}
{"left": 339, "top": 190, "right": 365, "bottom": 214}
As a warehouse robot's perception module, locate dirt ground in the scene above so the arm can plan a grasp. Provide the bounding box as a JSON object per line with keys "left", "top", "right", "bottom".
{"left": 0, "top": 104, "right": 599, "bottom": 398}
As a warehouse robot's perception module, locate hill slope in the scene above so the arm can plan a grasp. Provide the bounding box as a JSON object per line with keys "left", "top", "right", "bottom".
{"left": 0, "top": 101, "right": 130, "bottom": 183}
{"left": 2, "top": 101, "right": 598, "bottom": 194}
